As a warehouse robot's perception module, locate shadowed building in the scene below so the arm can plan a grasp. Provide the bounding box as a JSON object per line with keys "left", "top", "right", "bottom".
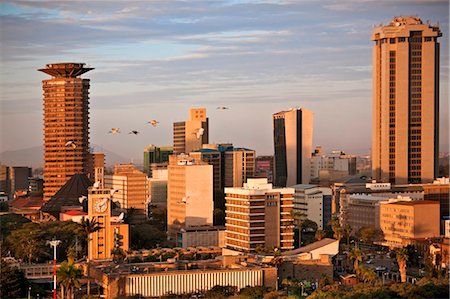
{"left": 39, "top": 63, "right": 94, "bottom": 200}
{"left": 273, "top": 108, "right": 313, "bottom": 187}
{"left": 371, "top": 17, "right": 441, "bottom": 184}
{"left": 143, "top": 145, "right": 173, "bottom": 177}
{"left": 173, "top": 108, "right": 208, "bottom": 154}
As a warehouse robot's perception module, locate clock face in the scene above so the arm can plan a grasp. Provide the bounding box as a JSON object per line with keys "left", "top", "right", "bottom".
{"left": 94, "top": 198, "right": 108, "bottom": 213}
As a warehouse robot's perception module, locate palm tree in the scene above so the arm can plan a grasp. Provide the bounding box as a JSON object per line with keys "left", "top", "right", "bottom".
{"left": 80, "top": 217, "right": 102, "bottom": 298}
{"left": 292, "top": 211, "right": 306, "bottom": 247}
{"left": 344, "top": 224, "right": 352, "bottom": 247}
{"left": 348, "top": 247, "right": 363, "bottom": 273}
{"left": 57, "top": 261, "right": 82, "bottom": 299}
{"left": 358, "top": 266, "right": 377, "bottom": 284}
{"left": 396, "top": 247, "right": 408, "bottom": 283}
{"left": 315, "top": 229, "right": 326, "bottom": 241}
{"left": 329, "top": 216, "right": 343, "bottom": 242}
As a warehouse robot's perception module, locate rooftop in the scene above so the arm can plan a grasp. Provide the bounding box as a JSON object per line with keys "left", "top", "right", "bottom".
{"left": 383, "top": 200, "right": 439, "bottom": 206}
{"left": 38, "top": 63, "right": 94, "bottom": 78}
{"left": 282, "top": 238, "right": 338, "bottom": 256}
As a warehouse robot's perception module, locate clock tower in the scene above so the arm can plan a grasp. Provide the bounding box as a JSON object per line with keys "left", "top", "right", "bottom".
{"left": 88, "top": 187, "right": 113, "bottom": 260}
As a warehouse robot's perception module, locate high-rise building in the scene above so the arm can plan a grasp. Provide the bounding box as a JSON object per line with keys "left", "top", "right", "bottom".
{"left": 372, "top": 16, "right": 441, "bottom": 184}
{"left": 190, "top": 144, "right": 255, "bottom": 225}
{"left": 225, "top": 178, "right": 295, "bottom": 252}
{"left": 104, "top": 164, "right": 148, "bottom": 223}
{"left": 167, "top": 154, "right": 213, "bottom": 241}
{"left": 143, "top": 145, "right": 173, "bottom": 176}
{"left": 173, "top": 108, "right": 208, "bottom": 154}
{"left": 255, "top": 156, "right": 274, "bottom": 183}
{"left": 273, "top": 108, "right": 313, "bottom": 187}
{"left": 39, "top": 63, "right": 94, "bottom": 200}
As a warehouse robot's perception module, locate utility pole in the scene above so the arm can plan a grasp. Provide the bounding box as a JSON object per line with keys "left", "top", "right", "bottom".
{"left": 48, "top": 240, "right": 61, "bottom": 299}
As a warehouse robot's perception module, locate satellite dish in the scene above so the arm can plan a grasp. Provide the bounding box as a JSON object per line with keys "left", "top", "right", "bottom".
{"left": 118, "top": 212, "right": 124, "bottom": 221}
{"left": 78, "top": 195, "right": 87, "bottom": 203}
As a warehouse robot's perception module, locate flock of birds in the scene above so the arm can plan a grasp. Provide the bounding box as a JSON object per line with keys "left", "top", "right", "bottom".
{"left": 63, "top": 106, "right": 229, "bottom": 149}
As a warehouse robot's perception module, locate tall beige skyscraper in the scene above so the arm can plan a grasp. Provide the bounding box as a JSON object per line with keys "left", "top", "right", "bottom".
{"left": 273, "top": 108, "right": 313, "bottom": 187}
{"left": 39, "top": 63, "right": 94, "bottom": 200}
{"left": 372, "top": 16, "right": 441, "bottom": 184}
{"left": 173, "top": 108, "right": 209, "bottom": 154}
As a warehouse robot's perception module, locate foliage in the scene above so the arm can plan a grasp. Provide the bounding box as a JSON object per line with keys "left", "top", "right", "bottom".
{"left": 130, "top": 222, "right": 166, "bottom": 249}
{"left": 329, "top": 216, "right": 343, "bottom": 241}
{"left": 0, "top": 201, "right": 9, "bottom": 212}
{"left": 204, "top": 285, "right": 238, "bottom": 298}
{"left": 348, "top": 247, "right": 363, "bottom": 272}
{"left": 5, "top": 220, "right": 83, "bottom": 263}
{"left": 239, "top": 286, "right": 270, "bottom": 298}
{"left": 0, "top": 260, "right": 28, "bottom": 298}
{"left": 308, "top": 279, "right": 449, "bottom": 299}
{"left": 396, "top": 247, "right": 408, "bottom": 283}
{"left": 57, "top": 260, "right": 82, "bottom": 299}
{"left": 357, "top": 266, "right": 378, "bottom": 284}
{"left": 0, "top": 213, "right": 30, "bottom": 240}
{"left": 315, "top": 229, "right": 326, "bottom": 241}
{"left": 356, "top": 227, "right": 384, "bottom": 244}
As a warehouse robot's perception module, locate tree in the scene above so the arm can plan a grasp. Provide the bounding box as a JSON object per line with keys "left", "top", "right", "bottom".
{"left": 292, "top": 211, "right": 306, "bottom": 247}
{"left": 396, "top": 247, "right": 409, "bottom": 283}
{"left": 315, "top": 229, "right": 326, "bottom": 241}
{"left": 348, "top": 247, "right": 363, "bottom": 272}
{"left": 57, "top": 260, "right": 82, "bottom": 299}
{"left": 343, "top": 224, "right": 352, "bottom": 247}
{"left": 358, "top": 266, "right": 378, "bottom": 284}
{"left": 329, "top": 216, "right": 343, "bottom": 242}
{"left": 0, "top": 260, "right": 28, "bottom": 298}
{"left": 80, "top": 217, "right": 102, "bottom": 298}
{"left": 357, "top": 227, "right": 384, "bottom": 244}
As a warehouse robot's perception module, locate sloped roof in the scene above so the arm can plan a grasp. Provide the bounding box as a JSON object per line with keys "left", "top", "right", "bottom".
{"left": 9, "top": 196, "right": 45, "bottom": 210}
{"left": 282, "top": 238, "right": 338, "bottom": 256}
{"left": 41, "top": 173, "right": 92, "bottom": 218}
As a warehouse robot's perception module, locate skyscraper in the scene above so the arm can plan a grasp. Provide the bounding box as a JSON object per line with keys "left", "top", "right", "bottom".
{"left": 273, "top": 108, "right": 313, "bottom": 187}
{"left": 173, "top": 108, "right": 208, "bottom": 154}
{"left": 372, "top": 16, "right": 441, "bottom": 184}
{"left": 39, "top": 63, "right": 93, "bottom": 200}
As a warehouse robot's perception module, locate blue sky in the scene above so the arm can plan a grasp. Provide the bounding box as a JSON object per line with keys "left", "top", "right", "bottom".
{"left": 0, "top": 0, "right": 448, "bottom": 162}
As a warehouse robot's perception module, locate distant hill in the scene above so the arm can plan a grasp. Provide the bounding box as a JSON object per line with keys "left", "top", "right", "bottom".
{"left": 0, "top": 145, "right": 129, "bottom": 168}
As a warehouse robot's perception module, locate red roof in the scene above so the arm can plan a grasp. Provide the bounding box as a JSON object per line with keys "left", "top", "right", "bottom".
{"left": 62, "top": 210, "right": 87, "bottom": 216}
{"left": 9, "top": 196, "right": 45, "bottom": 209}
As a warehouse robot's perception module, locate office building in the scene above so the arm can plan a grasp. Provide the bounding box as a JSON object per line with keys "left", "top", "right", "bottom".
{"left": 371, "top": 16, "right": 441, "bottom": 184}
{"left": 104, "top": 164, "right": 148, "bottom": 223}
{"left": 273, "top": 108, "right": 313, "bottom": 187}
{"left": 292, "top": 184, "right": 332, "bottom": 230}
{"left": 423, "top": 177, "right": 450, "bottom": 234}
{"left": 178, "top": 226, "right": 226, "bottom": 248}
{"left": 39, "top": 63, "right": 94, "bottom": 200}
{"left": 225, "top": 178, "right": 295, "bottom": 252}
{"left": 346, "top": 194, "right": 387, "bottom": 232}
{"left": 148, "top": 169, "right": 168, "bottom": 209}
{"left": 255, "top": 156, "right": 274, "bottom": 183}
{"left": 167, "top": 154, "right": 213, "bottom": 241}
{"left": 173, "top": 108, "right": 208, "bottom": 154}
{"left": 87, "top": 187, "right": 129, "bottom": 260}
{"left": 143, "top": 145, "right": 173, "bottom": 176}
{"left": 28, "top": 177, "right": 44, "bottom": 194}
{"left": 310, "top": 147, "right": 356, "bottom": 181}
{"left": 379, "top": 198, "right": 439, "bottom": 248}
{"left": 190, "top": 144, "right": 255, "bottom": 224}
{"left": 9, "top": 167, "right": 32, "bottom": 197}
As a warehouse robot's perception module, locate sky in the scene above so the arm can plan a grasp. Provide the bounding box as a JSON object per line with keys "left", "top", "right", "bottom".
{"left": 0, "top": 0, "right": 448, "bottom": 163}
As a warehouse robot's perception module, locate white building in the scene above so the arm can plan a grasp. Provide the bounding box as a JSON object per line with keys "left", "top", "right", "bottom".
{"left": 310, "top": 147, "right": 356, "bottom": 181}
{"left": 292, "top": 184, "right": 332, "bottom": 230}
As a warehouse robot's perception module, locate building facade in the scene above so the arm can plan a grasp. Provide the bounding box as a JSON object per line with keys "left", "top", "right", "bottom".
{"left": 167, "top": 154, "right": 214, "bottom": 241}
{"left": 143, "top": 145, "right": 173, "bottom": 176}
{"left": 104, "top": 164, "right": 148, "bottom": 223}
{"left": 273, "top": 108, "right": 313, "bottom": 187}
{"left": 310, "top": 147, "right": 356, "bottom": 181}
{"left": 39, "top": 63, "right": 94, "bottom": 200}
{"left": 379, "top": 198, "right": 440, "bottom": 248}
{"left": 346, "top": 194, "right": 387, "bottom": 232}
{"left": 292, "top": 184, "right": 332, "bottom": 230}
{"left": 173, "top": 108, "right": 208, "bottom": 154}
{"left": 225, "top": 178, "right": 295, "bottom": 252}
{"left": 371, "top": 16, "right": 441, "bottom": 184}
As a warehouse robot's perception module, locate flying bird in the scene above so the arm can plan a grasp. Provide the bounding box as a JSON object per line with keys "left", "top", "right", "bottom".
{"left": 65, "top": 141, "right": 77, "bottom": 149}
{"left": 93, "top": 181, "right": 101, "bottom": 188}
{"left": 148, "top": 120, "right": 159, "bottom": 127}
{"left": 194, "top": 128, "right": 205, "bottom": 139}
{"left": 217, "top": 106, "right": 229, "bottom": 110}
{"left": 110, "top": 189, "right": 119, "bottom": 196}
{"left": 129, "top": 130, "right": 139, "bottom": 135}
{"left": 78, "top": 195, "right": 87, "bottom": 204}
{"left": 109, "top": 128, "right": 121, "bottom": 134}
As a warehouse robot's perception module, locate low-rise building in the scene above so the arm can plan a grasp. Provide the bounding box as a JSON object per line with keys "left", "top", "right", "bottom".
{"left": 292, "top": 184, "right": 332, "bottom": 230}
{"left": 379, "top": 198, "right": 440, "bottom": 248}
{"left": 347, "top": 194, "right": 387, "bottom": 232}
{"left": 178, "top": 226, "right": 226, "bottom": 248}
